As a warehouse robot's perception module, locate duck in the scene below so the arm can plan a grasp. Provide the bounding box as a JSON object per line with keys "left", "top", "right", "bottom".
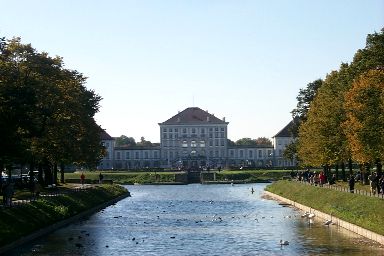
{"left": 280, "top": 240, "right": 289, "bottom": 245}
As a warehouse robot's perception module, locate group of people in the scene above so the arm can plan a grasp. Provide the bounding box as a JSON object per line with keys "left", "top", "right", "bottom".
{"left": 79, "top": 172, "right": 104, "bottom": 186}
{"left": 368, "top": 172, "right": 384, "bottom": 195}
{"left": 294, "top": 170, "right": 330, "bottom": 186}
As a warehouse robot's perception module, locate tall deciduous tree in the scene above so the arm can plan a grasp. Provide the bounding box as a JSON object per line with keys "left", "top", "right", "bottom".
{"left": 0, "top": 37, "right": 104, "bottom": 184}
{"left": 343, "top": 69, "right": 384, "bottom": 174}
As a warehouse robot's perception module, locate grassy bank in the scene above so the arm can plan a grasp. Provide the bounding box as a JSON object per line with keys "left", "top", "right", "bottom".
{"left": 266, "top": 180, "right": 384, "bottom": 235}
{"left": 65, "top": 171, "right": 178, "bottom": 184}
{"left": 216, "top": 169, "right": 290, "bottom": 182}
{"left": 65, "top": 169, "right": 291, "bottom": 184}
{"left": 0, "top": 185, "right": 128, "bottom": 247}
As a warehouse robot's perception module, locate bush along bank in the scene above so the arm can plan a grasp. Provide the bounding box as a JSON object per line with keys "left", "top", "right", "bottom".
{"left": 0, "top": 185, "right": 129, "bottom": 248}
{"left": 265, "top": 180, "right": 384, "bottom": 236}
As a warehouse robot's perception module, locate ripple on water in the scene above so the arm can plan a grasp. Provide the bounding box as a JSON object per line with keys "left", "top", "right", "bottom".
{"left": 7, "top": 183, "right": 384, "bottom": 256}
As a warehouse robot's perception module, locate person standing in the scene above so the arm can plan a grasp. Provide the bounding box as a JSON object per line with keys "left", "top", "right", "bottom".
{"left": 368, "top": 172, "right": 377, "bottom": 195}
{"left": 349, "top": 175, "right": 355, "bottom": 193}
{"left": 99, "top": 172, "right": 104, "bottom": 184}
{"left": 80, "top": 172, "right": 85, "bottom": 186}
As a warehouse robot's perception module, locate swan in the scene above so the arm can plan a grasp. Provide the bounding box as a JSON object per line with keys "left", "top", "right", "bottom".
{"left": 301, "top": 212, "right": 310, "bottom": 218}
{"left": 324, "top": 219, "right": 332, "bottom": 225}
{"left": 280, "top": 240, "right": 289, "bottom": 245}
{"left": 308, "top": 213, "right": 315, "bottom": 219}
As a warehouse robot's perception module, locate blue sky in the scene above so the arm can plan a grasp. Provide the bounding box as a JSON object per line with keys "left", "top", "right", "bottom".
{"left": 1, "top": 0, "right": 383, "bottom": 142}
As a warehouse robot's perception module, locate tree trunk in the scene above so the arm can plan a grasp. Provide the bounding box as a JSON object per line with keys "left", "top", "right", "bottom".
{"left": 38, "top": 163, "right": 44, "bottom": 186}
{"left": 362, "top": 163, "right": 370, "bottom": 185}
{"left": 376, "top": 159, "right": 382, "bottom": 177}
{"left": 348, "top": 158, "right": 353, "bottom": 175}
{"left": 53, "top": 163, "right": 58, "bottom": 185}
{"left": 29, "top": 161, "right": 35, "bottom": 190}
{"left": 335, "top": 164, "right": 339, "bottom": 180}
{"left": 60, "top": 163, "right": 65, "bottom": 184}
{"left": 341, "top": 162, "right": 346, "bottom": 181}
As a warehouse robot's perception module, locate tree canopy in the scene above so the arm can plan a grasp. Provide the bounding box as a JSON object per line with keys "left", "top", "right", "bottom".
{"left": 296, "top": 28, "right": 384, "bottom": 172}
{"left": 0, "top": 37, "right": 104, "bottom": 179}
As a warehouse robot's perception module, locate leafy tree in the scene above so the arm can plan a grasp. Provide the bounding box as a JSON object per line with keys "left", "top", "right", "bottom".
{"left": 227, "top": 139, "right": 235, "bottom": 146}
{"left": 343, "top": 69, "right": 384, "bottom": 174}
{"left": 254, "top": 137, "right": 272, "bottom": 146}
{"left": 0, "top": 37, "right": 103, "bottom": 184}
{"left": 115, "top": 135, "right": 136, "bottom": 147}
{"left": 137, "top": 137, "right": 153, "bottom": 147}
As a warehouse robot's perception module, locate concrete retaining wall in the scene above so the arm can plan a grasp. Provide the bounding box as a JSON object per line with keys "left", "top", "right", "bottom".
{"left": 264, "top": 191, "right": 384, "bottom": 245}
{"left": 0, "top": 192, "right": 131, "bottom": 254}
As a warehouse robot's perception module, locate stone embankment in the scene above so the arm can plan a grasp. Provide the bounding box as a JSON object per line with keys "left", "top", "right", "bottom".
{"left": 264, "top": 190, "right": 384, "bottom": 245}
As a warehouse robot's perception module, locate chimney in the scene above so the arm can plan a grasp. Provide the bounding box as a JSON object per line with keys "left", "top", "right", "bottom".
{"left": 207, "top": 116, "right": 210, "bottom": 122}
{"left": 222, "top": 117, "right": 226, "bottom": 122}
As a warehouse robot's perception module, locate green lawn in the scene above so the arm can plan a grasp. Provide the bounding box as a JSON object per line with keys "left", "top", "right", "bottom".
{"left": 0, "top": 184, "right": 128, "bottom": 247}
{"left": 266, "top": 180, "right": 384, "bottom": 235}
{"left": 64, "top": 169, "right": 292, "bottom": 184}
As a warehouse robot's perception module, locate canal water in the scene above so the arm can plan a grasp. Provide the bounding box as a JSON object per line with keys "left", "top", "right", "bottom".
{"left": 9, "top": 183, "right": 384, "bottom": 255}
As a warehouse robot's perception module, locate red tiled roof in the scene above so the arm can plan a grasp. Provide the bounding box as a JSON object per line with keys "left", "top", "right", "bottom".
{"left": 159, "top": 107, "right": 228, "bottom": 125}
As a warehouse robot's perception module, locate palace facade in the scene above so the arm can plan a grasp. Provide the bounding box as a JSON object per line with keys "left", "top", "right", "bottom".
{"left": 98, "top": 107, "right": 296, "bottom": 170}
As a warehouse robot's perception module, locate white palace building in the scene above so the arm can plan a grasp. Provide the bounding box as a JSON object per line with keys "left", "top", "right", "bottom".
{"left": 98, "top": 107, "right": 296, "bottom": 170}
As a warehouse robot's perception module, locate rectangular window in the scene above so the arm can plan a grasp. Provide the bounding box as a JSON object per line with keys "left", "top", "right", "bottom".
{"left": 154, "top": 151, "right": 158, "bottom": 158}
{"left": 145, "top": 151, "right": 148, "bottom": 158}
{"left": 163, "top": 128, "right": 167, "bottom": 133}
{"left": 125, "top": 152, "right": 130, "bottom": 159}
{"left": 209, "top": 141, "right": 213, "bottom": 147}
{"left": 116, "top": 151, "right": 121, "bottom": 160}
{"left": 249, "top": 150, "right": 253, "bottom": 158}
{"left": 240, "top": 150, "right": 243, "bottom": 158}
{"left": 258, "top": 150, "right": 262, "bottom": 158}
{"left": 215, "top": 140, "right": 219, "bottom": 146}
{"left": 135, "top": 152, "right": 139, "bottom": 159}
{"left": 230, "top": 150, "right": 234, "bottom": 157}
{"left": 200, "top": 141, "right": 205, "bottom": 147}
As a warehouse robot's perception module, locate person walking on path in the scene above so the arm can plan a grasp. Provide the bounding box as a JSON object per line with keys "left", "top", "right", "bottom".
{"left": 368, "top": 172, "right": 377, "bottom": 195}
{"left": 349, "top": 175, "right": 355, "bottom": 193}
{"left": 80, "top": 172, "right": 85, "bottom": 187}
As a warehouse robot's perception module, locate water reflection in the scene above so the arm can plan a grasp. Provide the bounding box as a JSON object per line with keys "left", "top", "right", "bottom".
{"left": 9, "top": 184, "right": 384, "bottom": 255}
